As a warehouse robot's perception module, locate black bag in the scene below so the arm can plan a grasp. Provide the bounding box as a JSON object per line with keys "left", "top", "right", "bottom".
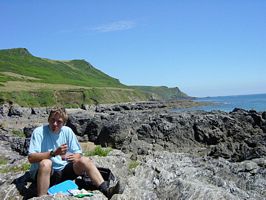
{"left": 76, "top": 167, "right": 117, "bottom": 190}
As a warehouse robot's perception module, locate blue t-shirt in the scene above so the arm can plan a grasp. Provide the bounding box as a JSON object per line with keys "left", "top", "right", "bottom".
{"left": 28, "top": 124, "right": 82, "bottom": 179}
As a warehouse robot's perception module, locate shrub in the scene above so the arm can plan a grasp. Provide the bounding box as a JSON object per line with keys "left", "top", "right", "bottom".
{"left": 12, "top": 130, "right": 25, "bottom": 138}
{"left": 0, "top": 157, "right": 8, "bottom": 165}
{"left": 128, "top": 160, "right": 139, "bottom": 170}
{"left": 84, "top": 145, "right": 112, "bottom": 157}
{"left": 0, "top": 162, "right": 30, "bottom": 173}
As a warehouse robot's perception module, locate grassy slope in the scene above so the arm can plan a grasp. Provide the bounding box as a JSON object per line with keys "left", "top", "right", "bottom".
{"left": 0, "top": 48, "right": 189, "bottom": 107}
{"left": 131, "top": 86, "right": 189, "bottom": 100}
{"left": 0, "top": 48, "right": 149, "bottom": 106}
{"left": 0, "top": 48, "right": 123, "bottom": 87}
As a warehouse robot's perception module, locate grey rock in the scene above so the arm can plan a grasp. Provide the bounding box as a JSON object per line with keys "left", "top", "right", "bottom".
{"left": 1, "top": 103, "right": 266, "bottom": 199}
{"left": 0, "top": 103, "right": 10, "bottom": 118}
{"left": 8, "top": 104, "right": 32, "bottom": 117}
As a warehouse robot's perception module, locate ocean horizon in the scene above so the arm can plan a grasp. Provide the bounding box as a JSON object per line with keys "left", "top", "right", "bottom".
{"left": 174, "top": 93, "right": 266, "bottom": 112}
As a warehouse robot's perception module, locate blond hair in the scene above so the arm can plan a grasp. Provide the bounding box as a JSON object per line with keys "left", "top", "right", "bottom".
{"left": 48, "top": 107, "right": 68, "bottom": 123}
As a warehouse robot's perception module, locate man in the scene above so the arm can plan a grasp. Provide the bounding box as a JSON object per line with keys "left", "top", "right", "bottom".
{"left": 28, "top": 107, "right": 116, "bottom": 197}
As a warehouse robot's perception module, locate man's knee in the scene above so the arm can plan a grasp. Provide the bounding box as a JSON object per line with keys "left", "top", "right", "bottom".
{"left": 74, "top": 157, "right": 95, "bottom": 174}
{"left": 78, "top": 157, "right": 93, "bottom": 167}
{"left": 39, "top": 159, "right": 52, "bottom": 173}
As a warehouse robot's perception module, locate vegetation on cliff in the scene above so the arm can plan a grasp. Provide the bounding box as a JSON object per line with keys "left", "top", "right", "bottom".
{"left": 131, "top": 85, "right": 189, "bottom": 100}
{"left": 0, "top": 48, "right": 189, "bottom": 107}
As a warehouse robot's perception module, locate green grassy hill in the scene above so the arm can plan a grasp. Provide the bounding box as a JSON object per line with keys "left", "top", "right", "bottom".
{"left": 0, "top": 48, "right": 189, "bottom": 107}
{"left": 131, "top": 86, "right": 189, "bottom": 100}
{"left": 0, "top": 48, "right": 123, "bottom": 87}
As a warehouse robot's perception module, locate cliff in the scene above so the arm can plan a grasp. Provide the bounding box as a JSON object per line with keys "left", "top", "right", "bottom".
{"left": 0, "top": 48, "right": 189, "bottom": 107}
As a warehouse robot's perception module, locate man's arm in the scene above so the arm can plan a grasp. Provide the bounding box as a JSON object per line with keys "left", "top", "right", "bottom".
{"left": 28, "top": 143, "right": 69, "bottom": 163}
{"left": 28, "top": 152, "right": 52, "bottom": 163}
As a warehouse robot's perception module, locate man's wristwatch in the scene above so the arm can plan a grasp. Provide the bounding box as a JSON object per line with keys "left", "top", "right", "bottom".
{"left": 50, "top": 150, "right": 56, "bottom": 157}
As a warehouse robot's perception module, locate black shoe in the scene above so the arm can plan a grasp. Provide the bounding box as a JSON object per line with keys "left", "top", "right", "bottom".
{"left": 105, "top": 180, "right": 121, "bottom": 199}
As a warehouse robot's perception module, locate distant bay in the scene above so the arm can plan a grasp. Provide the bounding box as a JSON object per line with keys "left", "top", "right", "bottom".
{"left": 173, "top": 93, "right": 266, "bottom": 112}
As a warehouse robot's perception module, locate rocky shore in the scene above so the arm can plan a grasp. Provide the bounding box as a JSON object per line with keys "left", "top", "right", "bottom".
{"left": 0, "top": 101, "right": 266, "bottom": 199}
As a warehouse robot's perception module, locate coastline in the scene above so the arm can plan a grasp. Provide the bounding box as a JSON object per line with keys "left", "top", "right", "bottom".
{"left": 1, "top": 102, "right": 266, "bottom": 199}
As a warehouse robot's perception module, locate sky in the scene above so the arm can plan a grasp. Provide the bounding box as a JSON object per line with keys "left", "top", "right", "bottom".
{"left": 1, "top": 0, "right": 266, "bottom": 97}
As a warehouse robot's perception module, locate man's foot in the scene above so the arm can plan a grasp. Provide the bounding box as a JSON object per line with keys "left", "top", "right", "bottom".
{"left": 99, "top": 180, "right": 121, "bottom": 199}
{"left": 105, "top": 180, "right": 120, "bottom": 199}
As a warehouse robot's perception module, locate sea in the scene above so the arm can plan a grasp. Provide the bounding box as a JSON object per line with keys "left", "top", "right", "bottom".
{"left": 173, "top": 93, "right": 266, "bottom": 112}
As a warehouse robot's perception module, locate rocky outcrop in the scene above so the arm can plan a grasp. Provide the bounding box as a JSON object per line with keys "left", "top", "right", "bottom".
{"left": 1, "top": 148, "right": 266, "bottom": 199}
{"left": 0, "top": 103, "right": 266, "bottom": 199}
{"left": 65, "top": 108, "right": 266, "bottom": 162}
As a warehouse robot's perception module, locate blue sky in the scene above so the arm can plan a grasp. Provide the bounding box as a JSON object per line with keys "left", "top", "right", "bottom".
{"left": 1, "top": 0, "right": 265, "bottom": 97}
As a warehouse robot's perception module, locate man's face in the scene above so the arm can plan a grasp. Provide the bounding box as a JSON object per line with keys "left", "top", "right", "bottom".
{"left": 48, "top": 113, "right": 64, "bottom": 133}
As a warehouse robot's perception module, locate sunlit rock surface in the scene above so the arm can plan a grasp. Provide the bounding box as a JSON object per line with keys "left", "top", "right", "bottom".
{"left": 1, "top": 103, "right": 266, "bottom": 199}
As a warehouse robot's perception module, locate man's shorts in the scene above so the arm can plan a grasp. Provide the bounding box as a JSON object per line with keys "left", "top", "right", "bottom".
{"left": 51, "top": 162, "right": 79, "bottom": 186}
{"left": 35, "top": 162, "right": 79, "bottom": 186}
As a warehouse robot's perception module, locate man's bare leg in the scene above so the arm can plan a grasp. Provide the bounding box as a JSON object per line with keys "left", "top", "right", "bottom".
{"left": 74, "top": 157, "right": 120, "bottom": 198}
{"left": 37, "top": 159, "right": 52, "bottom": 196}
{"left": 73, "top": 157, "right": 104, "bottom": 186}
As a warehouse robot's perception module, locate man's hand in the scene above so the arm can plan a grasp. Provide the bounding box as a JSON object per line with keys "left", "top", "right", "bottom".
{"left": 61, "top": 153, "right": 81, "bottom": 162}
{"left": 55, "top": 144, "right": 68, "bottom": 156}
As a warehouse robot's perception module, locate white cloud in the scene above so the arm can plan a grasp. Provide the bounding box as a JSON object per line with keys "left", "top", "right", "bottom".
{"left": 92, "top": 20, "right": 136, "bottom": 32}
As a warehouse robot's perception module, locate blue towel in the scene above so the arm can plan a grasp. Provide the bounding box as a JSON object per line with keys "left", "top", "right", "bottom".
{"left": 48, "top": 180, "right": 78, "bottom": 195}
